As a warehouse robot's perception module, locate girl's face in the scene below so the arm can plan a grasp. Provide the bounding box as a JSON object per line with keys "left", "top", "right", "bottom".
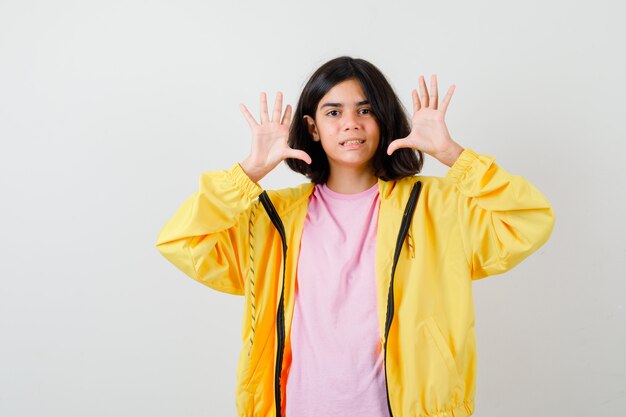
{"left": 304, "top": 78, "right": 380, "bottom": 173}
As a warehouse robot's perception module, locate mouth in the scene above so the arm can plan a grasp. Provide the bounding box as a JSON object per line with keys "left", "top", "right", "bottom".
{"left": 340, "top": 138, "right": 366, "bottom": 147}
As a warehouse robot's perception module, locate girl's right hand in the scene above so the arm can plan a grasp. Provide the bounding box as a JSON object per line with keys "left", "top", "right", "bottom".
{"left": 239, "top": 91, "right": 312, "bottom": 183}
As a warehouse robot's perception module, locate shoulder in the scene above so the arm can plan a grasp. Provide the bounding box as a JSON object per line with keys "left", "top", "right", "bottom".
{"left": 258, "top": 181, "right": 315, "bottom": 216}
{"left": 382, "top": 173, "right": 459, "bottom": 210}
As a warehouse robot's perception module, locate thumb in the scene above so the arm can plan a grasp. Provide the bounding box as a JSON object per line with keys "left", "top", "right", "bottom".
{"left": 284, "top": 148, "right": 312, "bottom": 165}
{"left": 387, "top": 138, "right": 411, "bottom": 156}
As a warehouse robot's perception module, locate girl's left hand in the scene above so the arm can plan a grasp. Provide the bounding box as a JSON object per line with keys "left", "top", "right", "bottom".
{"left": 387, "top": 75, "right": 463, "bottom": 167}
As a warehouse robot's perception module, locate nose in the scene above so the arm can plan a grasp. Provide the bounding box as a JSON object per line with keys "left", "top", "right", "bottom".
{"left": 342, "top": 111, "right": 360, "bottom": 130}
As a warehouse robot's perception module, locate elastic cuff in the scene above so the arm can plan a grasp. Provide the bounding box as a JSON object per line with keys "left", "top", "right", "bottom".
{"left": 227, "top": 162, "right": 263, "bottom": 201}
{"left": 445, "top": 148, "right": 480, "bottom": 183}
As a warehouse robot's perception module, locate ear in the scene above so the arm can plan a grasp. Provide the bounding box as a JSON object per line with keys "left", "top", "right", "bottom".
{"left": 303, "top": 115, "right": 320, "bottom": 141}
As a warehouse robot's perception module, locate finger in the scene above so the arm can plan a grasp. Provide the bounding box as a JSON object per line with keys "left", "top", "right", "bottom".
{"left": 412, "top": 89, "right": 421, "bottom": 113}
{"left": 260, "top": 92, "right": 269, "bottom": 124}
{"left": 271, "top": 91, "right": 283, "bottom": 123}
{"left": 419, "top": 75, "right": 429, "bottom": 108}
{"left": 430, "top": 74, "right": 438, "bottom": 110}
{"left": 239, "top": 103, "right": 259, "bottom": 128}
{"left": 440, "top": 84, "right": 455, "bottom": 115}
{"left": 281, "top": 104, "right": 293, "bottom": 126}
{"left": 284, "top": 148, "right": 312, "bottom": 165}
{"left": 387, "top": 138, "right": 412, "bottom": 155}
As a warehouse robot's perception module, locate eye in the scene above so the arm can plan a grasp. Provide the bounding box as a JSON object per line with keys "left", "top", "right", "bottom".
{"left": 359, "top": 108, "right": 372, "bottom": 115}
{"left": 326, "top": 110, "right": 339, "bottom": 116}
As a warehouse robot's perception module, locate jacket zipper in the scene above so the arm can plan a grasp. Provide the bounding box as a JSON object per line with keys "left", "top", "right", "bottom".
{"left": 260, "top": 181, "right": 422, "bottom": 417}
{"left": 383, "top": 181, "right": 422, "bottom": 417}
{"left": 259, "top": 191, "right": 288, "bottom": 417}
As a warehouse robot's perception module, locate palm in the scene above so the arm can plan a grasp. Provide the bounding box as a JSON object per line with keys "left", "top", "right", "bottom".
{"left": 240, "top": 92, "right": 311, "bottom": 171}
{"left": 252, "top": 120, "right": 291, "bottom": 167}
{"left": 387, "top": 75, "right": 456, "bottom": 157}
{"left": 406, "top": 106, "right": 453, "bottom": 155}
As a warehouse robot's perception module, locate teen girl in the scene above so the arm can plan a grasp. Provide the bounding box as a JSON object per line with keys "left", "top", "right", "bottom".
{"left": 156, "top": 56, "right": 555, "bottom": 417}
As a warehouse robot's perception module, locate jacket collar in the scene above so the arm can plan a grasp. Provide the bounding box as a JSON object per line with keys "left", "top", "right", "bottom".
{"left": 264, "top": 176, "right": 411, "bottom": 217}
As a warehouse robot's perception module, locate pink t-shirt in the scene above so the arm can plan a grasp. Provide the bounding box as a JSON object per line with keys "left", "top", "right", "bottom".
{"left": 285, "top": 181, "right": 390, "bottom": 417}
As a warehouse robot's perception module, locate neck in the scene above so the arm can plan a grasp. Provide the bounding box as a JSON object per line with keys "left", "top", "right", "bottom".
{"left": 325, "top": 163, "right": 378, "bottom": 194}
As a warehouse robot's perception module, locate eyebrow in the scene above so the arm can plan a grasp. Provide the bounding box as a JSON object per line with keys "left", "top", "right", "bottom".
{"left": 319, "top": 100, "right": 370, "bottom": 109}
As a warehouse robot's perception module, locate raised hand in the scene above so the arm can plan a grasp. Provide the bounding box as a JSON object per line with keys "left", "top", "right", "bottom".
{"left": 239, "top": 92, "right": 312, "bottom": 183}
{"left": 387, "top": 75, "right": 463, "bottom": 167}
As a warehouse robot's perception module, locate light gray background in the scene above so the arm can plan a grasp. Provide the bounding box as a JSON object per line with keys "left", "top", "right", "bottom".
{"left": 1, "top": 0, "right": 624, "bottom": 416}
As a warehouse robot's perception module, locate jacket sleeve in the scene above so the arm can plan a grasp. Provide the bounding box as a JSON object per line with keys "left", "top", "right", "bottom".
{"left": 445, "top": 148, "right": 555, "bottom": 280}
{"left": 155, "top": 162, "right": 263, "bottom": 295}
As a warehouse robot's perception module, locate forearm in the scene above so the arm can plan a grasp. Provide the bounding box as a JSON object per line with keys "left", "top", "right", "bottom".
{"left": 155, "top": 163, "right": 262, "bottom": 293}
{"left": 446, "top": 149, "right": 555, "bottom": 278}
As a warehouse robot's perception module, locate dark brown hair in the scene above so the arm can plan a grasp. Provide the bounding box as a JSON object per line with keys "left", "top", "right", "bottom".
{"left": 286, "top": 56, "right": 423, "bottom": 184}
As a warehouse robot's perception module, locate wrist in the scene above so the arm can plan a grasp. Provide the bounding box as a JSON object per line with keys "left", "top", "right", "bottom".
{"left": 434, "top": 142, "right": 464, "bottom": 167}
{"left": 240, "top": 157, "right": 266, "bottom": 183}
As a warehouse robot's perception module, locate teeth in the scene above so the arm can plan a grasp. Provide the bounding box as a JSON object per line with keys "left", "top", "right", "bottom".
{"left": 342, "top": 140, "right": 364, "bottom": 145}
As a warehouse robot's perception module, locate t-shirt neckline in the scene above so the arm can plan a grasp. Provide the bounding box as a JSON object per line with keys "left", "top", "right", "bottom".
{"left": 318, "top": 181, "right": 379, "bottom": 200}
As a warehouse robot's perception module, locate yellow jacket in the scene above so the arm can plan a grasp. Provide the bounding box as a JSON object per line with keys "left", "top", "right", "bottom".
{"left": 156, "top": 148, "right": 555, "bottom": 417}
